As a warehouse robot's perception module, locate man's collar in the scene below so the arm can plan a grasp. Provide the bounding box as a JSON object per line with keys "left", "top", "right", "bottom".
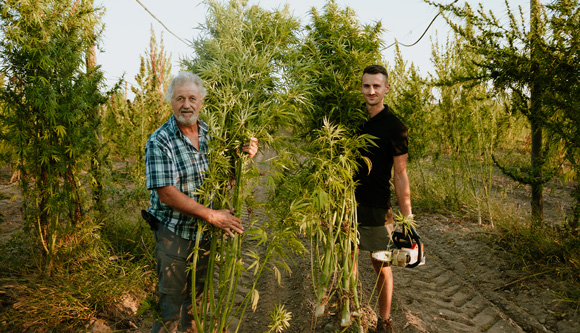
{"left": 168, "top": 115, "right": 179, "bottom": 134}
{"left": 368, "top": 104, "right": 389, "bottom": 120}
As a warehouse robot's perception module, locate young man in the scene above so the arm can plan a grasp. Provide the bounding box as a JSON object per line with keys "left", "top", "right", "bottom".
{"left": 355, "top": 64, "right": 413, "bottom": 332}
{"left": 145, "top": 71, "right": 258, "bottom": 332}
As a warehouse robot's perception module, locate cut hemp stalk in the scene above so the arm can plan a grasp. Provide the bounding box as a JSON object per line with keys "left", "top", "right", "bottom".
{"left": 298, "top": 118, "right": 373, "bottom": 331}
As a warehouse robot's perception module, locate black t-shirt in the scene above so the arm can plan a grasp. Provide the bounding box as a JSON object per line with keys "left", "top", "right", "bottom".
{"left": 355, "top": 104, "right": 408, "bottom": 209}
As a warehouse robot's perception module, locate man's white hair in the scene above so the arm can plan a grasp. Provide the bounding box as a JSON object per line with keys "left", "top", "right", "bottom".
{"left": 165, "top": 71, "right": 207, "bottom": 101}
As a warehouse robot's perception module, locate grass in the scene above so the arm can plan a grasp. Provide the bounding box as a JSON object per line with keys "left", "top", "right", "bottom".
{"left": 0, "top": 257, "right": 151, "bottom": 330}
{"left": 0, "top": 184, "right": 156, "bottom": 331}
{"left": 494, "top": 219, "right": 580, "bottom": 308}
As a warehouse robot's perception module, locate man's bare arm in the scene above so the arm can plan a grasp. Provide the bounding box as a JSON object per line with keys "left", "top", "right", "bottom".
{"left": 393, "top": 153, "right": 412, "bottom": 217}
{"left": 157, "top": 186, "right": 243, "bottom": 237}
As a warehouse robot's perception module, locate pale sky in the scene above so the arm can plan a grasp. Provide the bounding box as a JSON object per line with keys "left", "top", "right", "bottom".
{"left": 97, "top": 0, "right": 529, "bottom": 98}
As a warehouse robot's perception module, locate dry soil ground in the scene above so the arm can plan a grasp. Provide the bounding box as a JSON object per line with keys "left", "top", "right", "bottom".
{"left": 234, "top": 213, "right": 580, "bottom": 333}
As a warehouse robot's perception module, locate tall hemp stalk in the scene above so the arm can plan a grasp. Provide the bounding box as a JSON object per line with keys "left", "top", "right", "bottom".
{"left": 429, "top": 31, "right": 511, "bottom": 225}
{"left": 0, "top": 73, "right": 13, "bottom": 174}
{"left": 283, "top": 0, "right": 383, "bottom": 329}
{"left": 384, "top": 44, "right": 432, "bottom": 159}
{"left": 0, "top": 0, "right": 110, "bottom": 272}
{"left": 182, "top": 0, "right": 303, "bottom": 331}
{"left": 266, "top": 117, "right": 373, "bottom": 330}
{"left": 103, "top": 27, "right": 171, "bottom": 189}
{"left": 131, "top": 27, "right": 172, "bottom": 185}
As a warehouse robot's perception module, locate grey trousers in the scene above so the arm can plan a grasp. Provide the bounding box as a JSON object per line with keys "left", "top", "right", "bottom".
{"left": 152, "top": 224, "right": 210, "bottom": 333}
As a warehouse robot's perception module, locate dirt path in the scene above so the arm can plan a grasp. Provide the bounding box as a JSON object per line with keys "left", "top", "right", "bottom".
{"left": 237, "top": 212, "right": 580, "bottom": 333}
{"left": 391, "top": 214, "right": 545, "bottom": 332}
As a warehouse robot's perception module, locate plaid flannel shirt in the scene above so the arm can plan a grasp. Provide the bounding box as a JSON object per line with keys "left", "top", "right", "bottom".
{"left": 145, "top": 115, "right": 210, "bottom": 240}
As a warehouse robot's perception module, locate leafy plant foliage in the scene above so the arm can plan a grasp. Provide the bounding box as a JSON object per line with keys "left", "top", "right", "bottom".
{"left": 0, "top": 0, "right": 112, "bottom": 272}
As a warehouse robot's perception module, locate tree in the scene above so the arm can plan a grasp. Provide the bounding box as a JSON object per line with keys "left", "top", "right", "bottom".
{"left": 427, "top": 0, "right": 565, "bottom": 228}
{"left": 538, "top": 0, "right": 580, "bottom": 229}
{"left": 0, "top": 0, "right": 110, "bottom": 272}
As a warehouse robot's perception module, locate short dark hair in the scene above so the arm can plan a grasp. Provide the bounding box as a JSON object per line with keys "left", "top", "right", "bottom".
{"left": 363, "top": 64, "right": 388, "bottom": 83}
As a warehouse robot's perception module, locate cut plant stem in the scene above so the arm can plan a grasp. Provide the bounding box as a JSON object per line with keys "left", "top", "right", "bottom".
{"left": 341, "top": 299, "right": 351, "bottom": 327}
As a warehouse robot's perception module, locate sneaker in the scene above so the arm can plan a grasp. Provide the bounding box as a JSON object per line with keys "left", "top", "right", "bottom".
{"left": 375, "top": 317, "right": 394, "bottom": 333}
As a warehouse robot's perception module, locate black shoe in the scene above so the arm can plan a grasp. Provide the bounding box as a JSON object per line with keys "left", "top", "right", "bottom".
{"left": 375, "top": 317, "right": 394, "bottom": 333}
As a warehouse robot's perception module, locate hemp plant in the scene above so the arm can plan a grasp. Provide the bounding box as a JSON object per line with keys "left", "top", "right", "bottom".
{"left": 288, "top": 0, "right": 384, "bottom": 135}
{"left": 0, "top": 0, "right": 111, "bottom": 272}
{"left": 107, "top": 28, "right": 171, "bottom": 185}
{"left": 270, "top": 117, "right": 374, "bottom": 330}
{"left": 428, "top": 31, "right": 508, "bottom": 225}
{"left": 279, "top": 0, "right": 383, "bottom": 329}
{"left": 303, "top": 119, "right": 373, "bottom": 329}
{"left": 181, "top": 0, "right": 304, "bottom": 331}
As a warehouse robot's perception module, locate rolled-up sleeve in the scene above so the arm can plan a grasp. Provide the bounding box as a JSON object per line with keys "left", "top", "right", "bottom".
{"left": 146, "top": 134, "right": 176, "bottom": 190}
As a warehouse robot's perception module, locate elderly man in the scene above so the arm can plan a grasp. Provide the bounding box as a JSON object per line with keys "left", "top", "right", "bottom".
{"left": 144, "top": 71, "right": 258, "bottom": 332}
{"left": 355, "top": 64, "right": 413, "bottom": 333}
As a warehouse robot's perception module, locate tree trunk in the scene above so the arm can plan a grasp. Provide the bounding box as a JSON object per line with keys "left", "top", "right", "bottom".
{"left": 87, "top": 43, "right": 104, "bottom": 216}
{"left": 530, "top": 0, "right": 544, "bottom": 228}
{"left": 530, "top": 120, "right": 543, "bottom": 227}
{"left": 571, "top": 168, "right": 580, "bottom": 231}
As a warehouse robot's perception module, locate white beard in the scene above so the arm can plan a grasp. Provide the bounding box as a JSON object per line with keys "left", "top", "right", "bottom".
{"left": 175, "top": 111, "right": 198, "bottom": 126}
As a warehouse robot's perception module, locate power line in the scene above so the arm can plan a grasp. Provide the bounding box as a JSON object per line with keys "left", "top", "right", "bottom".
{"left": 383, "top": 11, "right": 440, "bottom": 50}
{"left": 135, "top": 0, "right": 454, "bottom": 52}
{"left": 134, "top": 0, "right": 189, "bottom": 46}
{"left": 383, "top": 0, "right": 459, "bottom": 51}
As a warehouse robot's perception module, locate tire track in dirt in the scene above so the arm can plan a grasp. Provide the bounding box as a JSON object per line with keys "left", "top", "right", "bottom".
{"left": 392, "top": 254, "right": 523, "bottom": 332}
{"left": 386, "top": 215, "right": 550, "bottom": 332}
